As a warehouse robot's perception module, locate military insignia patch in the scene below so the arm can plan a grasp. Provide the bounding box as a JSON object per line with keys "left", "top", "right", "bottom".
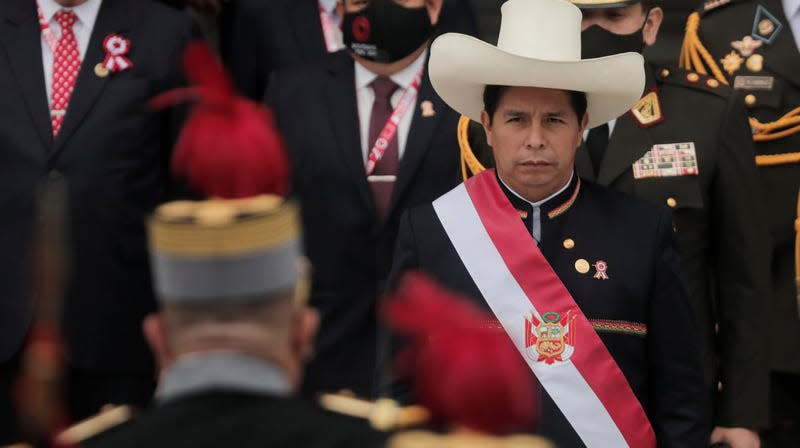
{"left": 746, "top": 54, "right": 764, "bottom": 72}
{"left": 629, "top": 90, "right": 663, "bottom": 128}
{"left": 752, "top": 5, "right": 782, "bottom": 44}
{"left": 632, "top": 143, "right": 699, "bottom": 179}
{"left": 731, "top": 35, "right": 763, "bottom": 56}
{"left": 721, "top": 51, "right": 744, "bottom": 75}
{"left": 524, "top": 311, "right": 576, "bottom": 365}
{"left": 733, "top": 75, "right": 774, "bottom": 90}
{"left": 703, "top": 0, "right": 730, "bottom": 11}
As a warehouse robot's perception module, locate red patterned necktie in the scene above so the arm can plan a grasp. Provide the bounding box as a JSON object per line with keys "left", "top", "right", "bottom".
{"left": 368, "top": 76, "right": 399, "bottom": 221}
{"left": 50, "top": 10, "right": 81, "bottom": 138}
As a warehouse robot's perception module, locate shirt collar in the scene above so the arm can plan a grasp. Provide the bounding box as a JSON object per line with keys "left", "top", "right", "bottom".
{"left": 497, "top": 170, "right": 581, "bottom": 219}
{"left": 39, "top": 0, "right": 102, "bottom": 31}
{"left": 354, "top": 49, "right": 428, "bottom": 92}
{"left": 156, "top": 352, "right": 291, "bottom": 404}
{"left": 319, "top": 0, "right": 338, "bottom": 14}
{"left": 783, "top": 0, "right": 800, "bottom": 18}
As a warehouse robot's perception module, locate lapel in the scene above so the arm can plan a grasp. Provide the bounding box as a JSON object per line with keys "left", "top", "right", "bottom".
{"left": 388, "top": 66, "right": 444, "bottom": 216}
{"left": 595, "top": 65, "right": 657, "bottom": 186}
{"left": 323, "top": 53, "right": 374, "bottom": 211}
{"left": 759, "top": 0, "right": 800, "bottom": 88}
{"left": 53, "top": 0, "right": 133, "bottom": 154}
{"left": 1, "top": 0, "right": 53, "bottom": 154}
{"left": 574, "top": 142, "right": 596, "bottom": 183}
{"left": 288, "top": 0, "right": 326, "bottom": 60}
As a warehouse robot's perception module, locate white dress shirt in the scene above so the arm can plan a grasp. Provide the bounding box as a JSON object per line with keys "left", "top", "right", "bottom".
{"left": 354, "top": 49, "right": 428, "bottom": 162}
{"left": 783, "top": 0, "right": 800, "bottom": 52}
{"left": 39, "top": 0, "right": 102, "bottom": 105}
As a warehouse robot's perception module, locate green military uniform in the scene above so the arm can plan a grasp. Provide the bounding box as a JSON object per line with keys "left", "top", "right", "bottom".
{"left": 460, "top": 61, "right": 772, "bottom": 430}
{"left": 681, "top": 0, "right": 800, "bottom": 444}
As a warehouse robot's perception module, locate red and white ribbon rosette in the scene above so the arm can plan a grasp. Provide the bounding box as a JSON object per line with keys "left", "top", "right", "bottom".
{"left": 102, "top": 34, "right": 133, "bottom": 73}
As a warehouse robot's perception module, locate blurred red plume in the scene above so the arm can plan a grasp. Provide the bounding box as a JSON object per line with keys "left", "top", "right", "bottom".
{"left": 382, "top": 272, "right": 537, "bottom": 434}
{"left": 150, "top": 42, "right": 289, "bottom": 199}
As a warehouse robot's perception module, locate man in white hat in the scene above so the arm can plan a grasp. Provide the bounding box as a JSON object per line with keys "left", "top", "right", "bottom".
{"left": 388, "top": 0, "right": 708, "bottom": 446}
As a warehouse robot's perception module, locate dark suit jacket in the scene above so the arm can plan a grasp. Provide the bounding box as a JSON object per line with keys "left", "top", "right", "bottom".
{"left": 0, "top": 0, "right": 193, "bottom": 372}
{"left": 574, "top": 63, "right": 772, "bottom": 429}
{"left": 266, "top": 51, "right": 462, "bottom": 398}
{"left": 692, "top": 0, "right": 800, "bottom": 376}
{"left": 231, "top": 0, "right": 479, "bottom": 101}
{"left": 389, "top": 173, "right": 710, "bottom": 448}
{"left": 86, "top": 391, "right": 387, "bottom": 448}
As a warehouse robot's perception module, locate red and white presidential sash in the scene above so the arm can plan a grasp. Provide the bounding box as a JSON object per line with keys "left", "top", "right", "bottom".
{"left": 432, "top": 170, "right": 656, "bottom": 448}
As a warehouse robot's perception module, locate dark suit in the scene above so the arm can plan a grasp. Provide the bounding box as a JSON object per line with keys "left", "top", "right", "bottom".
{"left": 688, "top": 0, "right": 800, "bottom": 443}
{"left": 266, "top": 51, "right": 462, "bottom": 398}
{"left": 389, "top": 172, "right": 709, "bottom": 447}
{"left": 0, "top": 0, "right": 193, "bottom": 434}
{"left": 462, "top": 63, "right": 771, "bottom": 430}
{"left": 573, "top": 63, "right": 771, "bottom": 430}
{"left": 86, "top": 391, "right": 387, "bottom": 448}
{"left": 231, "top": 0, "right": 479, "bottom": 101}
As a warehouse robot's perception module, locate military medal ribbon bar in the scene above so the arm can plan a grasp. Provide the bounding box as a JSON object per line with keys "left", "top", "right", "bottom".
{"left": 432, "top": 170, "right": 655, "bottom": 448}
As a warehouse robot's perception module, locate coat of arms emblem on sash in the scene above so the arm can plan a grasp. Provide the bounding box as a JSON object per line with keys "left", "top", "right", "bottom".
{"left": 525, "top": 311, "right": 576, "bottom": 364}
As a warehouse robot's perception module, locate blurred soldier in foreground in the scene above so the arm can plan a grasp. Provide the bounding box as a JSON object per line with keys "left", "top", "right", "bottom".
{"left": 382, "top": 271, "right": 553, "bottom": 448}
{"left": 64, "top": 43, "right": 386, "bottom": 448}
{"left": 681, "top": 0, "right": 800, "bottom": 446}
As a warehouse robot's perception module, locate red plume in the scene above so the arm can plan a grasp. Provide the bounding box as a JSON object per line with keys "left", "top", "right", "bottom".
{"left": 382, "top": 272, "right": 537, "bottom": 434}
{"left": 151, "top": 42, "right": 289, "bottom": 198}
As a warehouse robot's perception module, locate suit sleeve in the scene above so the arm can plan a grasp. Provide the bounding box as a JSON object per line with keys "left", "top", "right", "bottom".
{"left": 711, "top": 94, "right": 771, "bottom": 428}
{"left": 229, "top": 0, "right": 269, "bottom": 101}
{"left": 648, "top": 209, "right": 711, "bottom": 447}
{"left": 386, "top": 210, "right": 421, "bottom": 291}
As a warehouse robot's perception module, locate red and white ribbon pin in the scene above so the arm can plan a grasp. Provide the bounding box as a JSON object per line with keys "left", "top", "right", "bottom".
{"left": 102, "top": 34, "right": 133, "bottom": 73}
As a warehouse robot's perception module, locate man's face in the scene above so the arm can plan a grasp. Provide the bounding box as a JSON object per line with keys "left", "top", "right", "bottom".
{"left": 481, "top": 87, "right": 587, "bottom": 201}
{"left": 342, "top": 0, "right": 442, "bottom": 25}
{"left": 580, "top": 4, "right": 663, "bottom": 46}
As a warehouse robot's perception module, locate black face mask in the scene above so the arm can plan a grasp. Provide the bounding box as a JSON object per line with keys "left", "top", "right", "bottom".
{"left": 580, "top": 24, "right": 645, "bottom": 59}
{"left": 342, "top": 0, "right": 434, "bottom": 64}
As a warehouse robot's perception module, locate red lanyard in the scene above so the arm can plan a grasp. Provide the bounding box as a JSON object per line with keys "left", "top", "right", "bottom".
{"left": 365, "top": 67, "right": 424, "bottom": 176}
{"left": 37, "top": 0, "right": 59, "bottom": 54}
{"left": 318, "top": 4, "right": 341, "bottom": 53}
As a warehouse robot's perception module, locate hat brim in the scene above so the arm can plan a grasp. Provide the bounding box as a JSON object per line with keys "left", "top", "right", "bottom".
{"left": 429, "top": 33, "right": 645, "bottom": 129}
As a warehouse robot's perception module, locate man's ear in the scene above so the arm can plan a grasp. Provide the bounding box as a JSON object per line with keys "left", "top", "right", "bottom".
{"left": 481, "top": 110, "right": 494, "bottom": 148}
{"left": 642, "top": 7, "right": 663, "bottom": 47}
{"left": 576, "top": 113, "right": 590, "bottom": 147}
{"left": 143, "top": 313, "right": 173, "bottom": 373}
{"left": 292, "top": 307, "right": 320, "bottom": 363}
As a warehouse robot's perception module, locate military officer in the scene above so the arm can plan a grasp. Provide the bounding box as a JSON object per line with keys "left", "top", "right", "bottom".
{"left": 458, "top": 2, "right": 771, "bottom": 446}
{"left": 680, "top": 0, "right": 800, "bottom": 446}
{"left": 389, "top": 0, "right": 709, "bottom": 446}
{"left": 58, "top": 43, "right": 387, "bottom": 448}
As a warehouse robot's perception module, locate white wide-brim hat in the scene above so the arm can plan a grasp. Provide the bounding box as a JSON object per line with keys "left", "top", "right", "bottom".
{"left": 428, "top": 0, "right": 645, "bottom": 129}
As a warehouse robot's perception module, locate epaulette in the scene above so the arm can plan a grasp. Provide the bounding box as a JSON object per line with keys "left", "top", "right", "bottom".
{"left": 387, "top": 430, "right": 555, "bottom": 448}
{"left": 319, "top": 392, "right": 430, "bottom": 431}
{"left": 55, "top": 405, "right": 133, "bottom": 446}
{"left": 655, "top": 66, "right": 731, "bottom": 98}
{"left": 699, "top": 0, "right": 745, "bottom": 16}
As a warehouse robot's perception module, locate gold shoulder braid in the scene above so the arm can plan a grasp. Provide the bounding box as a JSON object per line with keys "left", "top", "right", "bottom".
{"left": 680, "top": 12, "right": 800, "bottom": 164}
{"left": 458, "top": 115, "right": 486, "bottom": 181}
{"left": 796, "top": 190, "right": 800, "bottom": 318}
{"left": 679, "top": 13, "right": 730, "bottom": 85}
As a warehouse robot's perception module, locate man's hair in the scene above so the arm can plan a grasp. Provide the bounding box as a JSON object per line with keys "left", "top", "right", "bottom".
{"left": 483, "top": 85, "right": 588, "bottom": 124}
{"left": 640, "top": 0, "right": 659, "bottom": 10}
{"left": 163, "top": 292, "right": 296, "bottom": 334}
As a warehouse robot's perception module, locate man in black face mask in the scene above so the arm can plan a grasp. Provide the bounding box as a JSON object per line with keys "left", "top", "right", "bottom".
{"left": 265, "top": 0, "right": 463, "bottom": 400}
{"left": 577, "top": 2, "right": 769, "bottom": 448}
{"left": 457, "top": 1, "right": 770, "bottom": 447}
